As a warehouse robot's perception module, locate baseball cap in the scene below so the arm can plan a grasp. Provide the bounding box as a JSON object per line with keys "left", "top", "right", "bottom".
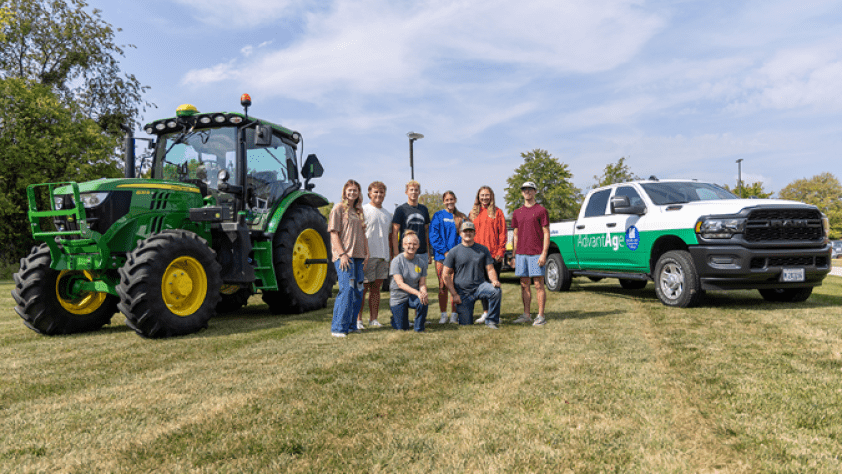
{"left": 521, "top": 181, "right": 537, "bottom": 190}
{"left": 460, "top": 221, "right": 475, "bottom": 232}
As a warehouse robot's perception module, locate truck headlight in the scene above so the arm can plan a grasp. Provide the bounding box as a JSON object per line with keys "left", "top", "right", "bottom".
{"left": 696, "top": 218, "right": 746, "bottom": 239}
{"left": 80, "top": 192, "right": 109, "bottom": 208}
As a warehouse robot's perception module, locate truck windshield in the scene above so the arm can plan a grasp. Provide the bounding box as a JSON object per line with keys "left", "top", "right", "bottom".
{"left": 640, "top": 182, "right": 737, "bottom": 205}
{"left": 154, "top": 127, "right": 238, "bottom": 188}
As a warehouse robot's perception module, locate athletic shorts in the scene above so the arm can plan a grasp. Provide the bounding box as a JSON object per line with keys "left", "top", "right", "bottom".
{"left": 363, "top": 258, "right": 389, "bottom": 283}
{"left": 514, "top": 254, "right": 545, "bottom": 278}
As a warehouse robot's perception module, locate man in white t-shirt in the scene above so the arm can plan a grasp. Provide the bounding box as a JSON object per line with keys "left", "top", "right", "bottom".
{"left": 357, "top": 181, "right": 393, "bottom": 329}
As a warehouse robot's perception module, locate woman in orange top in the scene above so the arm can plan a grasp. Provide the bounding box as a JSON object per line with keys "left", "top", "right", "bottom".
{"left": 468, "top": 186, "right": 507, "bottom": 323}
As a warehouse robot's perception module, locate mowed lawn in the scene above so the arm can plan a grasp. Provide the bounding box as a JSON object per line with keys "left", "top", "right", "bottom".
{"left": 1, "top": 273, "right": 841, "bottom": 473}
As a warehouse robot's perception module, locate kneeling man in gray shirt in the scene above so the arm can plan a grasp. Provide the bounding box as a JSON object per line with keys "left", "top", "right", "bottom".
{"left": 442, "top": 221, "right": 502, "bottom": 328}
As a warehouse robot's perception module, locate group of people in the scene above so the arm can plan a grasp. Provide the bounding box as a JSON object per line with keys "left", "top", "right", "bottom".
{"left": 327, "top": 179, "right": 550, "bottom": 338}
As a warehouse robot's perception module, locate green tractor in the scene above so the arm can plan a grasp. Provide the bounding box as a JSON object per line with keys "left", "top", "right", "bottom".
{"left": 12, "top": 94, "right": 336, "bottom": 338}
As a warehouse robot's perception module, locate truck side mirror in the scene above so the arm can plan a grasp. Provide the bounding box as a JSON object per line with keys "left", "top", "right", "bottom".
{"left": 611, "top": 196, "right": 646, "bottom": 215}
{"left": 254, "top": 124, "right": 273, "bottom": 147}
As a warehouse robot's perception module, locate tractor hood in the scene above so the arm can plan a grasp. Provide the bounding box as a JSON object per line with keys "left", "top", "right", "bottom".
{"left": 55, "top": 178, "right": 202, "bottom": 196}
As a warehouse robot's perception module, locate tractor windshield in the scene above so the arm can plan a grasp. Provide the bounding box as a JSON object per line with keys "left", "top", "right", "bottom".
{"left": 154, "top": 127, "right": 238, "bottom": 189}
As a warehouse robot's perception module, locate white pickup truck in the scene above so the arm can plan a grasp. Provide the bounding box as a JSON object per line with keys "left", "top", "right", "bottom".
{"left": 546, "top": 179, "right": 832, "bottom": 307}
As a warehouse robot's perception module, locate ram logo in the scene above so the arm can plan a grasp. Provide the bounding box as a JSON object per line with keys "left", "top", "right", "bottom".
{"left": 769, "top": 219, "right": 807, "bottom": 228}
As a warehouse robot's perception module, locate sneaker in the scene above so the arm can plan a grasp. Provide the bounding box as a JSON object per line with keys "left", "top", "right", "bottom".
{"left": 485, "top": 322, "right": 499, "bottom": 329}
{"left": 475, "top": 312, "right": 488, "bottom": 324}
{"left": 513, "top": 314, "right": 532, "bottom": 324}
{"left": 533, "top": 316, "right": 546, "bottom": 326}
{"left": 450, "top": 313, "right": 458, "bottom": 324}
{"left": 357, "top": 320, "right": 365, "bottom": 330}
{"left": 369, "top": 319, "right": 382, "bottom": 328}
{"left": 439, "top": 313, "right": 448, "bottom": 324}
{"left": 331, "top": 332, "right": 346, "bottom": 338}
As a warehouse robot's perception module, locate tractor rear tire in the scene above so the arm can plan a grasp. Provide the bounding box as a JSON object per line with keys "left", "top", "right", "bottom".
{"left": 12, "top": 244, "right": 118, "bottom": 335}
{"left": 217, "top": 287, "right": 253, "bottom": 313}
{"left": 117, "top": 230, "right": 222, "bottom": 338}
{"left": 262, "top": 206, "right": 335, "bottom": 314}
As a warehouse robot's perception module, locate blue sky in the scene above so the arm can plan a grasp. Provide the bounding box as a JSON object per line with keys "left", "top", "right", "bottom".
{"left": 93, "top": 0, "right": 841, "bottom": 212}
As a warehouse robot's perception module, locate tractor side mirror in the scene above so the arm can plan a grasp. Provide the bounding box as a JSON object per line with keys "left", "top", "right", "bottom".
{"left": 301, "top": 154, "right": 323, "bottom": 191}
{"left": 254, "top": 124, "right": 273, "bottom": 147}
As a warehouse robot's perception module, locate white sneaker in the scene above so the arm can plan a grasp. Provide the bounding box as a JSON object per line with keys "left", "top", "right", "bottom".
{"left": 533, "top": 316, "right": 546, "bottom": 326}
{"left": 513, "top": 314, "right": 532, "bottom": 324}
{"left": 475, "top": 312, "right": 488, "bottom": 324}
{"left": 439, "top": 312, "right": 448, "bottom": 324}
{"left": 331, "top": 332, "right": 346, "bottom": 338}
{"left": 369, "top": 320, "right": 382, "bottom": 328}
{"left": 357, "top": 320, "right": 365, "bottom": 330}
{"left": 450, "top": 313, "right": 458, "bottom": 324}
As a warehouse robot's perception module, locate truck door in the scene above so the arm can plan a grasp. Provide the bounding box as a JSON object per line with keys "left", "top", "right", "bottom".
{"left": 573, "top": 189, "right": 615, "bottom": 269}
{"left": 609, "top": 186, "right": 649, "bottom": 272}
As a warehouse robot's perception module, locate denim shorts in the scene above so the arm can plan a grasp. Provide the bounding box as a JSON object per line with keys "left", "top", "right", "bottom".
{"left": 514, "top": 254, "right": 545, "bottom": 277}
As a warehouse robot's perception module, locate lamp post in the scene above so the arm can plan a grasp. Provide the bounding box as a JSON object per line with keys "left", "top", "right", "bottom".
{"left": 407, "top": 132, "right": 424, "bottom": 180}
{"left": 736, "top": 159, "right": 744, "bottom": 198}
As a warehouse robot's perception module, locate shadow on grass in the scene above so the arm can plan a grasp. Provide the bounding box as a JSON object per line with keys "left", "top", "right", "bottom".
{"left": 568, "top": 281, "right": 842, "bottom": 309}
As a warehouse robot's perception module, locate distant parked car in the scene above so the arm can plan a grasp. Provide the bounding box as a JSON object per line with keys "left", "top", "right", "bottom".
{"left": 832, "top": 241, "right": 842, "bottom": 259}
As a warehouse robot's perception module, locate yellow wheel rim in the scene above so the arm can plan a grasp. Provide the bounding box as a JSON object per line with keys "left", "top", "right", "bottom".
{"left": 56, "top": 270, "right": 107, "bottom": 315}
{"left": 293, "top": 229, "right": 328, "bottom": 295}
{"left": 161, "top": 256, "right": 208, "bottom": 316}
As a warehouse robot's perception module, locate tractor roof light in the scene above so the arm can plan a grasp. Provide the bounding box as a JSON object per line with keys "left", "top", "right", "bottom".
{"left": 240, "top": 94, "right": 252, "bottom": 108}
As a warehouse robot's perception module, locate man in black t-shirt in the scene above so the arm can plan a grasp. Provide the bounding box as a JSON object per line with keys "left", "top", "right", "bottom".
{"left": 442, "top": 221, "right": 502, "bottom": 328}
{"left": 391, "top": 180, "right": 431, "bottom": 260}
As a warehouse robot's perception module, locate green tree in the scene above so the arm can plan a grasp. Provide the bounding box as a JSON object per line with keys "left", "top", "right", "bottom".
{"left": 505, "top": 149, "right": 581, "bottom": 221}
{"left": 0, "top": 0, "right": 150, "bottom": 134}
{"left": 419, "top": 190, "right": 445, "bottom": 217}
{"left": 778, "top": 172, "right": 842, "bottom": 239}
{"left": 0, "top": 78, "right": 122, "bottom": 263}
{"left": 592, "top": 156, "right": 639, "bottom": 188}
{"left": 722, "top": 182, "right": 774, "bottom": 199}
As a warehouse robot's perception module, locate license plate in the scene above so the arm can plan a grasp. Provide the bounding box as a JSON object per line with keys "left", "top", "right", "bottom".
{"left": 781, "top": 268, "right": 805, "bottom": 282}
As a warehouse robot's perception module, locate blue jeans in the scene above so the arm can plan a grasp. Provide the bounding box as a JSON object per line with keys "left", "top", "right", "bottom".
{"left": 456, "top": 282, "right": 501, "bottom": 325}
{"left": 331, "top": 258, "right": 364, "bottom": 334}
{"left": 390, "top": 294, "right": 428, "bottom": 331}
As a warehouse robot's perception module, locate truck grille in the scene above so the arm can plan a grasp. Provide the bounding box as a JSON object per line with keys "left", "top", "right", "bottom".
{"left": 750, "top": 256, "right": 829, "bottom": 269}
{"left": 744, "top": 209, "right": 824, "bottom": 242}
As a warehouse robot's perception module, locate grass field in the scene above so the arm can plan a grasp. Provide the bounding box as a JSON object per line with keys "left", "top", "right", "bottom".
{"left": 2, "top": 274, "right": 841, "bottom": 473}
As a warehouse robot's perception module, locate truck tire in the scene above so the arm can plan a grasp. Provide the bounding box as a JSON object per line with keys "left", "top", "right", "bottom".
{"left": 216, "top": 287, "right": 252, "bottom": 313}
{"left": 619, "top": 278, "right": 647, "bottom": 290}
{"left": 262, "top": 206, "right": 336, "bottom": 314}
{"left": 546, "top": 253, "right": 571, "bottom": 292}
{"left": 758, "top": 287, "right": 813, "bottom": 303}
{"left": 117, "top": 230, "right": 222, "bottom": 338}
{"left": 12, "top": 244, "right": 118, "bottom": 335}
{"left": 654, "top": 250, "right": 703, "bottom": 307}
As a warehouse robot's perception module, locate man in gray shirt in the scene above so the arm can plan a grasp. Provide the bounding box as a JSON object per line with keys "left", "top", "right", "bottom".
{"left": 442, "top": 221, "right": 502, "bottom": 328}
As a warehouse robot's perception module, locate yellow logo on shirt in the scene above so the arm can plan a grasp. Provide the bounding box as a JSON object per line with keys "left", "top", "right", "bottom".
{"left": 415, "top": 265, "right": 422, "bottom": 273}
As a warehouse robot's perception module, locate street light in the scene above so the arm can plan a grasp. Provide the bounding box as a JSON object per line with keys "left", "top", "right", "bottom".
{"left": 407, "top": 132, "right": 424, "bottom": 180}
{"left": 736, "top": 159, "right": 744, "bottom": 198}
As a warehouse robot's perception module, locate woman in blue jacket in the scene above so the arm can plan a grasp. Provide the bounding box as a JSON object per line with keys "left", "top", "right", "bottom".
{"left": 429, "top": 191, "right": 466, "bottom": 324}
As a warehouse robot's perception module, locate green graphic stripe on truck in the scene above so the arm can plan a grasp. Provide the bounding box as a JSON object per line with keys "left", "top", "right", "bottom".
{"left": 552, "top": 228, "right": 699, "bottom": 271}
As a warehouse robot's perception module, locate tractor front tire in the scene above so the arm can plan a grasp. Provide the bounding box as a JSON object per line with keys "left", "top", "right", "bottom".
{"left": 12, "top": 244, "right": 118, "bottom": 335}
{"left": 117, "top": 230, "right": 222, "bottom": 338}
{"left": 262, "top": 206, "right": 336, "bottom": 314}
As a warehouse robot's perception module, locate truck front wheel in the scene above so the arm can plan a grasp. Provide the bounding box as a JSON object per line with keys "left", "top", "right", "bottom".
{"left": 545, "top": 254, "right": 571, "bottom": 292}
{"left": 12, "top": 244, "right": 118, "bottom": 335}
{"left": 654, "top": 250, "right": 703, "bottom": 307}
{"left": 117, "top": 230, "right": 222, "bottom": 338}
{"left": 758, "top": 287, "right": 812, "bottom": 302}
